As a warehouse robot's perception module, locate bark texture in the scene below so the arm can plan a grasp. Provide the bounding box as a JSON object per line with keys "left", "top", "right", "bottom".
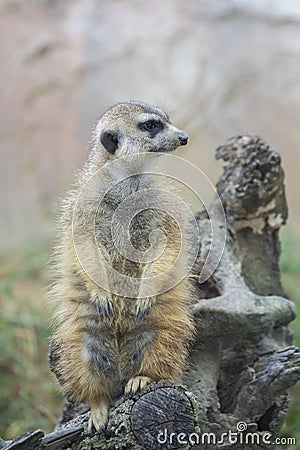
{"left": 2, "top": 135, "right": 299, "bottom": 450}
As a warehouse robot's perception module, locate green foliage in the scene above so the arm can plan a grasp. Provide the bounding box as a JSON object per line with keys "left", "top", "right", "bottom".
{"left": 0, "top": 246, "right": 62, "bottom": 439}
{"left": 278, "top": 228, "right": 300, "bottom": 449}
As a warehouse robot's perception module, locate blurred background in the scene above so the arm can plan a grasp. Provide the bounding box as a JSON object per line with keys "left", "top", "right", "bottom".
{"left": 0, "top": 0, "right": 300, "bottom": 447}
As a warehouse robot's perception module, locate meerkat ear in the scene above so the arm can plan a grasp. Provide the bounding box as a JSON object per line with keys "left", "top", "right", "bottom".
{"left": 100, "top": 130, "right": 119, "bottom": 154}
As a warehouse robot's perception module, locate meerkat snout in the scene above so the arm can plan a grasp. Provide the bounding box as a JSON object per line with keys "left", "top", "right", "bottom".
{"left": 179, "top": 132, "right": 188, "bottom": 146}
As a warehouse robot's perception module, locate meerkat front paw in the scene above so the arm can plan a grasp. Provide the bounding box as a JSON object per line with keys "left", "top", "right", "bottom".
{"left": 135, "top": 297, "right": 153, "bottom": 319}
{"left": 124, "top": 376, "right": 152, "bottom": 396}
{"left": 91, "top": 289, "right": 114, "bottom": 319}
{"left": 88, "top": 403, "right": 109, "bottom": 432}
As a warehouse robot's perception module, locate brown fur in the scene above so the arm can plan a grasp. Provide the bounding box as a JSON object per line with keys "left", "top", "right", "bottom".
{"left": 48, "top": 101, "right": 195, "bottom": 431}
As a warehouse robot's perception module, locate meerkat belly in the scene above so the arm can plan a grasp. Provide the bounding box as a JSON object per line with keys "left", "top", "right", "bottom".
{"left": 81, "top": 308, "right": 156, "bottom": 392}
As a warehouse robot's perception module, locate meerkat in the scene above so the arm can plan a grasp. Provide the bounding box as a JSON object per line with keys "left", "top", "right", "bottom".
{"left": 48, "top": 101, "right": 195, "bottom": 432}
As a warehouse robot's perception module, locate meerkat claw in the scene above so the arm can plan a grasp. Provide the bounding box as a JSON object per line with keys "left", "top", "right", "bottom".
{"left": 135, "top": 298, "right": 152, "bottom": 319}
{"left": 135, "top": 305, "right": 140, "bottom": 319}
{"left": 124, "top": 376, "right": 152, "bottom": 396}
{"left": 94, "top": 291, "right": 114, "bottom": 319}
{"left": 88, "top": 404, "right": 109, "bottom": 433}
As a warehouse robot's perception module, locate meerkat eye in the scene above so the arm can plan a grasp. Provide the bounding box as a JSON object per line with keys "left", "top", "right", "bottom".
{"left": 138, "top": 119, "right": 164, "bottom": 135}
{"left": 143, "top": 120, "right": 156, "bottom": 131}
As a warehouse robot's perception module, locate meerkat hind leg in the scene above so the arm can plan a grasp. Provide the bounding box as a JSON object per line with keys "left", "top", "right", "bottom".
{"left": 124, "top": 375, "right": 152, "bottom": 396}
{"left": 88, "top": 401, "right": 109, "bottom": 432}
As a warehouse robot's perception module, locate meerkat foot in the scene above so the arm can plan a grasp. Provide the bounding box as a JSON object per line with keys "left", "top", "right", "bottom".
{"left": 124, "top": 376, "right": 152, "bottom": 396}
{"left": 92, "top": 290, "right": 114, "bottom": 319}
{"left": 135, "top": 297, "right": 152, "bottom": 319}
{"left": 88, "top": 403, "right": 109, "bottom": 432}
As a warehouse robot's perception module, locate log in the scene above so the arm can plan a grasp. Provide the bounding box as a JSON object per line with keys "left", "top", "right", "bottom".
{"left": 2, "top": 135, "right": 299, "bottom": 450}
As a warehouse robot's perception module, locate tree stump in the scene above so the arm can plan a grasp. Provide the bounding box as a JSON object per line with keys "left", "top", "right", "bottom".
{"left": 2, "top": 135, "right": 299, "bottom": 450}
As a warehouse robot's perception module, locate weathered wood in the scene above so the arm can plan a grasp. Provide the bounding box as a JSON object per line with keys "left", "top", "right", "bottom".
{"left": 131, "top": 386, "right": 196, "bottom": 450}
{"left": 215, "top": 134, "right": 288, "bottom": 297}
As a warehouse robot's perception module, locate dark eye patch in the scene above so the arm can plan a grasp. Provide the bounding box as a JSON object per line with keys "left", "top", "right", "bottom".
{"left": 138, "top": 119, "right": 164, "bottom": 138}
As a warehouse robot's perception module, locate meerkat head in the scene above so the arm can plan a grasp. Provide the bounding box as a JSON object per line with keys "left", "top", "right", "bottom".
{"left": 92, "top": 101, "right": 188, "bottom": 160}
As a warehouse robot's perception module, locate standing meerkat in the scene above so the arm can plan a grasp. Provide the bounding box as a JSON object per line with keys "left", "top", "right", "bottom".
{"left": 49, "top": 101, "right": 196, "bottom": 431}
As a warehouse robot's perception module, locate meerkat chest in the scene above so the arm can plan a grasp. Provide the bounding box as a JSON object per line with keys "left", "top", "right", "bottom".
{"left": 94, "top": 174, "right": 170, "bottom": 258}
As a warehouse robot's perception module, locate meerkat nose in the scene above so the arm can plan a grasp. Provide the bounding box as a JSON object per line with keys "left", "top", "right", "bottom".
{"left": 179, "top": 132, "right": 189, "bottom": 146}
